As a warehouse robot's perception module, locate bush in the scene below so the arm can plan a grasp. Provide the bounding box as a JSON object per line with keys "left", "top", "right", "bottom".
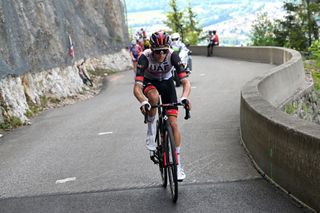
{"left": 312, "top": 71, "right": 320, "bottom": 92}
{"left": 0, "top": 116, "right": 22, "bottom": 129}
{"left": 284, "top": 102, "right": 297, "bottom": 114}
{"left": 308, "top": 40, "right": 320, "bottom": 68}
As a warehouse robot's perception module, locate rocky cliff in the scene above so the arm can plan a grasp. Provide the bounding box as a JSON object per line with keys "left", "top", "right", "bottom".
{"left": 0, "top": 0, "right": 131, "bottom": 128}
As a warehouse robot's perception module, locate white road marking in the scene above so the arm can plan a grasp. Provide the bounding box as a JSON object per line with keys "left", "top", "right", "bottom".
{"left": 55, "top": 177, "right": 76, "bottom": 184}
{"left": 191, "top": 86, "right": 197, "bottom": 89}
{"left": 98, "top": 132, "right": 113, "bottom": 135}
{"left": 200, "top": 73, "right": 206, "bottom": 76}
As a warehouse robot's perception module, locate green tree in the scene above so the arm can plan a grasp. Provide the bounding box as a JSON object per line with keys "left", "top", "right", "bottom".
{"left": 250, "top": 0, "right": 320, "bottom": 51}
{"left": 164, "top": 0, "right": 202, "bottom": 45}
{"left": 184, "top": 1, "right": 202, "bottom": 45}
{"left": 273, "top": 13, "right": 309, "bottom": 51}
{"left": 163, "top": 0, "right": 185, "bottom": 36}
{"left": 276, "top": 0, "right": 320, "bottom": 50}
{"left": 250, "top": 12, "right": 277, "bottom": 46}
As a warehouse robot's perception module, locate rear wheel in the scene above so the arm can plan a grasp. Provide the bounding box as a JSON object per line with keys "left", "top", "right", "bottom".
{"left": 165, "top": 124, "right": 178, "bottom": 202}
{"left": 156, "top": 121, "right": 167, "bottom": 187}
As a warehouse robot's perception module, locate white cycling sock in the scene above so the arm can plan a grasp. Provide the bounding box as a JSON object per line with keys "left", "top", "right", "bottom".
{"left": 147, "top": 115, "right": 156, "bottom": 136}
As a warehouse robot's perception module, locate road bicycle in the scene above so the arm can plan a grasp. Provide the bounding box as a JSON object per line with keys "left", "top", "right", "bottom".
{"left": 144, "top": 100, "right": 190, "bottom": 202}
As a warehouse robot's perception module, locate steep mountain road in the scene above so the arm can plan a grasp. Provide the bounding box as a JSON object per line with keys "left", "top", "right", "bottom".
{"left": 0, "top": 56, "right": 312, "bottom": 212}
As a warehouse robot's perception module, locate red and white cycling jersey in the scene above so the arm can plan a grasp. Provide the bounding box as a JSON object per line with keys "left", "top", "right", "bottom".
{"left": 135, "top": 48, "right": 187, "bottom": 83}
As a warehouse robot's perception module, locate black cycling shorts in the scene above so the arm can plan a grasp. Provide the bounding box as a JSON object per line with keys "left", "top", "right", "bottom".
{"left": 143, "top": 78, "right": 178, "bottom": 115}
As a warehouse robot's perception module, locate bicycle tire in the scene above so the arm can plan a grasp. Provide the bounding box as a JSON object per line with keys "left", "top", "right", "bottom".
{"left": 165, "top": 123, "right": 178, "bottom": 202}
{"left": 156, "top": 120, "right": 167, "bottom": 187}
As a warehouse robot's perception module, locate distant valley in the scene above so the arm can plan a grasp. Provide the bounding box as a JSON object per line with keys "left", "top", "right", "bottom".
{"left": 126, "top": 0, "right": 287, "bottom": 46}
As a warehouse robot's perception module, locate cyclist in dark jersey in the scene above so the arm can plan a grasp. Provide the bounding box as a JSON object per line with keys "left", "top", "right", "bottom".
{"left": 133, "top": 31, "right": 191, "bottom": 181}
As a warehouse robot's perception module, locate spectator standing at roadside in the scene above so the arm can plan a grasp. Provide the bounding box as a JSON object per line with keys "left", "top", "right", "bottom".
{"left": 207, "top": 30, "right": 219, "bottom": 56}
{"left": 213, "top": 30, "right": 219, "bottom": 46}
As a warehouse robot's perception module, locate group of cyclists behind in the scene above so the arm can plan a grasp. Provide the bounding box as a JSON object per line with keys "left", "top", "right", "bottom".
{"left": 130, "top": 29, "right": 219, "bottom": 70}
{"left": 131, "top": 29, "right": 219, "bottom": 182}
{"left": 129, "top": 28, "right": 193, "bottom": 73}
{"left": 129, "top": 28, "right": 151, "bottom": 71}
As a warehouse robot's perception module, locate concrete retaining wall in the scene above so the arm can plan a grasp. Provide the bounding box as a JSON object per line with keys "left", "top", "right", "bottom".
{"left": 189, "top": 45, "right": 320, "bottom": 211}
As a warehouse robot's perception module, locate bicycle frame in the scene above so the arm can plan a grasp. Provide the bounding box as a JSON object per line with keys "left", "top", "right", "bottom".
{"left": 145, "top": 101, "right": 190, "bottom": 202}
{"left": 148, "top": 103, "right": 176, "bottom": 165}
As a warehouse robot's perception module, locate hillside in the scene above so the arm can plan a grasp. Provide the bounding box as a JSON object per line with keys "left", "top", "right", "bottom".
{"left": 126, "top": 0, "right": 287, "bottom": 46}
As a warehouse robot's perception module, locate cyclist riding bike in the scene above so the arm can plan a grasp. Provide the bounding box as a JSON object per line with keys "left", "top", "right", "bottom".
{"left": 129, "top": 39, "right": 142, "bottom": 72}
{"left": 170, "top": 33, "right": 192, "bottom": 72}
{"left": 142, "top": 36, "right": 151, "bottom": 51}
{"left": 133, "top": 31, "right": 191, "bottom": 181}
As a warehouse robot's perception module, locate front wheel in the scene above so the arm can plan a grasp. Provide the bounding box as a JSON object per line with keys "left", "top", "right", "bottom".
{"left": 165, "top": 124, "right": 178, "bottom": 202}
{"left": 156, "top": 121, "right": 167, "bottom": 187}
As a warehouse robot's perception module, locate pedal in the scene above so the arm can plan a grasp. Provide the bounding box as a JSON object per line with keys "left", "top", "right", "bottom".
{"left": 150, "top": 151, "right": 159, "bottom": 164}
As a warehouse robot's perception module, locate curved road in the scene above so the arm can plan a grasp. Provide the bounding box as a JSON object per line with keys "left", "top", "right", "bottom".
{"left": 0, "top": 56, "right": 312, "bottom": 212}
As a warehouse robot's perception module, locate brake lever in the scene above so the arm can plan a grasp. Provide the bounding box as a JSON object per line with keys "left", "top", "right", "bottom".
{"left": 181, "top": 100, "right": 191, "bottom": 120}
{"left": 184, "top": 108, "right": 191, "bottom": 120}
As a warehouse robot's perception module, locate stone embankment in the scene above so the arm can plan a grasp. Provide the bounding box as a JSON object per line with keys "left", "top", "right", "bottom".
{"left": 283, "top": 63, "right": 320, "bottom": 125}
{"left": 0, "top": 49, "right": 132, "bottom": 129}
{"left": 283, "top": 89, "right": 320, "bottom": 124}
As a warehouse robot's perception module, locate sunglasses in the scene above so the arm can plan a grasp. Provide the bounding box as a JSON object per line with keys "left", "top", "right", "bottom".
{"left": 154, "top": 49, "right": 168, "bottom": 55}
{"left": 172, "top": 38, "right": 178, "bottom": 41}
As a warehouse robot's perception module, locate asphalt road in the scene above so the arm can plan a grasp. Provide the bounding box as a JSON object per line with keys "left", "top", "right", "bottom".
{"left": 0, "top": 56, "right": 313, "bottom": 213}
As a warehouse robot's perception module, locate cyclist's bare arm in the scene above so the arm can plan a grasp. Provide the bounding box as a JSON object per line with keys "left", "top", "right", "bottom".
{"left": 133, "top": 82, "right": 147, "bottom": 103}
{"left": 181, "top": 78, "right": 191, "bottom": 99}
{"left": 180, "top": 78, "right": 191, "bottom": 110}
{"left": 133, "top": 55, "right": 149, "bottom": 104}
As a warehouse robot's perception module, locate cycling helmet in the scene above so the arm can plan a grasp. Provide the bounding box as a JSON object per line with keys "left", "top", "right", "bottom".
{"left": 131, "top": 39, "right": 137, "bottom": 45}
{"left": 149, "top": 31, "right": 170, "bottom": 50}
{"left": 171, "top": 33, "right": 180, "bottom": 42}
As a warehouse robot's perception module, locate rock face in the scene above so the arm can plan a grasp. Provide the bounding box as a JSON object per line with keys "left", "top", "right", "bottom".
{"left": 0, "top": 0, "right": 131, "bottom": 126}
{"left": 0, "top": 0, "right": 129, "bottom": 75}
